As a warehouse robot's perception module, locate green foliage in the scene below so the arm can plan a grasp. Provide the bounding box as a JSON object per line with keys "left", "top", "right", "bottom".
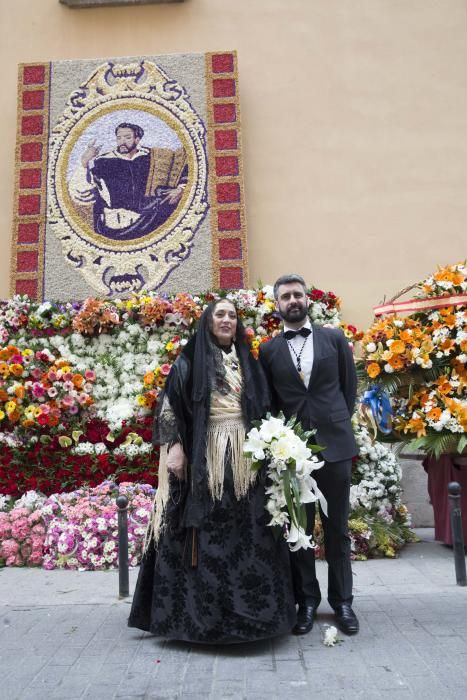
{"left": 405, "top": 433, "right": 464, "bottom": 459}
{"left": 282, "top": 470, "right": 297, "bottom": 528}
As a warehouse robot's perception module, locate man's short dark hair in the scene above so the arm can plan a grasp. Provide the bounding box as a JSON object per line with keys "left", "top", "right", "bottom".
{"left": 115, "top": 122, "right": 144, "bottom": 140}
{"left": 273, "top": 274, "right": 307, "bottom": 300}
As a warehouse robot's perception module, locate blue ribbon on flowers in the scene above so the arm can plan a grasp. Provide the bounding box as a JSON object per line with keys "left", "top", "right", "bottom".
{"left": 360, "top": 386, "right": 392, "bottom": 436}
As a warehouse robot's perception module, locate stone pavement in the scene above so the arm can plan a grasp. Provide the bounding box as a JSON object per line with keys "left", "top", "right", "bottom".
{"left": 1, "top": 529, "right": 467, "bottom": 700}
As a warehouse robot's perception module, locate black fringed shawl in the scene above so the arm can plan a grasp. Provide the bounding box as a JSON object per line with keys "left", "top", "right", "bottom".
{"left": 153, "top": 310, "right": 270, "bottom": 530}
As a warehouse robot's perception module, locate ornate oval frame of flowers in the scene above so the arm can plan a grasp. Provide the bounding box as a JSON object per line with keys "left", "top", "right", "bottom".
{"left": 48, "top": 60, "right": 208, "bottom": 296}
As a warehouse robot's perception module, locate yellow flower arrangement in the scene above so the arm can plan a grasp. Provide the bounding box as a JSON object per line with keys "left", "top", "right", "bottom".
{"left": 419, "top": 262, "right": 466, "bottom": 297}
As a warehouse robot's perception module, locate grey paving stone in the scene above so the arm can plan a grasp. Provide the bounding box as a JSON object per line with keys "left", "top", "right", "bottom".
{"left": 19, "top": 690, "right": 55, "bottom": 700}
{"left": 1, "top": 530, "right": 467, "bottom": 700}
{"left": 404, "top": 675, "right": 454, "bottom": 698}
{"left": 28, "top": 665, "right": 73, "bottom": 688}
{"left": 82, "top": 685, "right": 121, "bottom": 699}
{"left": 115, "top": 674, "right": 152, "bottom": 696}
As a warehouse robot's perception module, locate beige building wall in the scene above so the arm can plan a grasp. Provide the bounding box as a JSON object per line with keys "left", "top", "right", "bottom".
{"left": 1, "top": 0, "right": 466, "bottom": 329}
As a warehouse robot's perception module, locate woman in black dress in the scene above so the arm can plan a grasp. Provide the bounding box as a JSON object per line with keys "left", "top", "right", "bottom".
{"left": 128, "top": 299, "right": 296, "bottom": 643}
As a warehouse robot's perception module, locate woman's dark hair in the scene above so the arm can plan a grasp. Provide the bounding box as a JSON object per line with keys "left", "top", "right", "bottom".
{"left": 192, "top": 299, "right": 247, "bottom": 401}
{"left": 203, "top": 298, "right": 246, "bottom": 344}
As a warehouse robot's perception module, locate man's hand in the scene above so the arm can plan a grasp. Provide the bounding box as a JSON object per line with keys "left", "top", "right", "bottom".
{"left": 160, "top": 186, "right": 184, "bottom": 206}
{"left": 166, "top": 442, "right": 187, "bottom": 480}
{"left": 81, "top": 139, "right": 101, "bottom": 168}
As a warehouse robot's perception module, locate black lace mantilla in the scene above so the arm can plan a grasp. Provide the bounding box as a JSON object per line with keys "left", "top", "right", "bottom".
{"left": 157, "top": 394, "right": 179, "bottom": 445}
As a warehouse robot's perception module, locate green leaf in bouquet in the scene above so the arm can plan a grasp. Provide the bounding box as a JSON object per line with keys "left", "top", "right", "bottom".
{"left": 290, "top": 473, "right": 301, "bottom": 502}
{"left": 378, "top": 431, "right": 407, "bottom": 446}
{"left": 298, "top": 506, "right": 308, "bottom": 531}
{"left": 377, "top": 373, "right": 406, "bottom": 396}
{"left": 307, "top": 443, "right": 325, "bottom": 453}
{"left": 290, "top": 475, "right": 308, "bottom": 531}
{"left": 250, "top": 460, "right": 263, "bottom": 473}
{"left": 283, "top": 470, "right": 299, "bottom": 528}
{"left": 303, "top": 428, "right": 317, "bottom": 440}
{"left": 405, "top": 432, "right": 461, "bottom": 459}
{"left": 458, "top": 435, "right": 467, "bottom": 454}
{"left": 285, "top": 414, "right": 297, "bottom": 429}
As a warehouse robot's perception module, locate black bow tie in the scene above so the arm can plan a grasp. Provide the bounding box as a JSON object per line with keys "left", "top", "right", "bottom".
{"left": 284, "top": 327, "right": 311, "bottom": 340}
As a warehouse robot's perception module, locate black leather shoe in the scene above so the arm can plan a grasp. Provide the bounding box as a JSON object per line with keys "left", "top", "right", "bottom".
{"left": 292, "top": 602, "right": 319, "bottom": 635}
{"left": 334, "top": 604, "right": 359, "bottom": 635}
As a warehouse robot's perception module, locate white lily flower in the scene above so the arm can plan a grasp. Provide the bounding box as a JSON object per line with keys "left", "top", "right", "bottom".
{"left": 243, "top": 427, "right": 266, "bottom": 460}
{"left": 258, "top": 416, "right": 288, "bottom": 443}
{"left": 286, "top": 524, "right": 314, "bottom": 552}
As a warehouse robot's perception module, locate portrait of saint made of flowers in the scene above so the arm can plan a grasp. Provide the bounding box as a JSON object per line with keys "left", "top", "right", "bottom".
{"left": 46, "top": 60, "right": 209, "bottom": 297}
{"left": 66, "top": 110, "right": 188, "bottom": 243}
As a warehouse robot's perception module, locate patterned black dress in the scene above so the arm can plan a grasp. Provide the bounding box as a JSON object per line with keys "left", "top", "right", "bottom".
{"left": 128, "top": 342, "right": 296, "bottom": 644}
{"left": 128, "top": 470, "right": 296, "bottom": 644}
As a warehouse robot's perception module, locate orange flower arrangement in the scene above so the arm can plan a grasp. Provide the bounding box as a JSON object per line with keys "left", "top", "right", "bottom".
{"left": 138, "top": 297, "right": 173, "bottom": 328}
{"left": 171, "top": 293, "right": 202, "bottom": 323}
{"left": 419, "top": 262, "right": 466, "bottom": 297}
{"left": 361, "top": 262, "right": 466, "bottom": 456}
{"left": 72, "top": 299, "right": 121, "bottom": 335}
{"left": 393, "top": 365, "right": 466, "bottom": 439}
{"left": 361, "top": 316, "right": 434, "bottom": 378}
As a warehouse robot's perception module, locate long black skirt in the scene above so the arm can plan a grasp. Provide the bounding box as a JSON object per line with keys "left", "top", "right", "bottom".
{"left": 128, "top": 475, "right": 296, "bottom": 644}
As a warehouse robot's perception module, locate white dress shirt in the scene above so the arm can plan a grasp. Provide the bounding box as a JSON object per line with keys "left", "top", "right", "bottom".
{"left": 283, "top": 318, "right": 314, "bottom": 387}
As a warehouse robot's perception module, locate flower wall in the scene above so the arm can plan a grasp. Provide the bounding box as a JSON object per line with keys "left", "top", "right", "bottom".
{"left": 0, "top": 287, "right": 345, "bottom": 495}
{"left": 0, "top": 286, "right": 412, "bottom": 566}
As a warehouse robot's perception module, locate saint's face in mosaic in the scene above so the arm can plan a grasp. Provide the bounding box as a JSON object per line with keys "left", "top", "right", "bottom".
{"left": 68, "top": 119, "right": 188, "bottom": 242}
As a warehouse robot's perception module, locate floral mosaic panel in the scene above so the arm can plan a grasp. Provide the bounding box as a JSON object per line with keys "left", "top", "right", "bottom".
{"left": 10, "top": 52, "right": 248, "bottom": 300}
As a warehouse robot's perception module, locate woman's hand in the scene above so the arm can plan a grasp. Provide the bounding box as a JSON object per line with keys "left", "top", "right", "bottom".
{"left": 167, "top": 443, "right": 187, "bottom": 480}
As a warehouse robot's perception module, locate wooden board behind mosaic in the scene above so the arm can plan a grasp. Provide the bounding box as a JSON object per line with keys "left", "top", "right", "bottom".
{"left": 10, "top": 52, "right": 248, "bottom": 300}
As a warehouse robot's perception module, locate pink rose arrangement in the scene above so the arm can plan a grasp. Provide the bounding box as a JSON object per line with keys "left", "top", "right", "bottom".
{"left": 41, "top": 480, "right": 155, "bottom": 570}
{"left": 0, "top": 498, "right": 46, "bottom": 566}
{"left": 1, "top": 481, "right": 154, "bottom": 570}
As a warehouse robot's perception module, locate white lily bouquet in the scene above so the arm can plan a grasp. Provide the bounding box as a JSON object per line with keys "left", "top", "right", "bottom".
{"left": 244, "top": 413, "right": 326, "bottom": 551}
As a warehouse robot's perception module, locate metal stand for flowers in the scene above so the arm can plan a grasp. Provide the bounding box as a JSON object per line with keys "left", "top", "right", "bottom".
{"left": 448, "top": 482, "right": 467, "bottom": 586}
{"left": 116, "top": 495, "right": 129, "bottom": 598}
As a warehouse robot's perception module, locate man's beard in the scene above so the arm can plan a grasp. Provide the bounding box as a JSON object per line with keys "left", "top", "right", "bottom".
{"left": 280, "top": 304, "right": 308, "bottom": 324}
{"left": 117, "top": 145, "right": 132, "bottom": 154}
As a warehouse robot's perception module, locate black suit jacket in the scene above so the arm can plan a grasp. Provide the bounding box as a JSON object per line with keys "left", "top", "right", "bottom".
{"left": 259, "top": 324, "right": 358, "bottom": 463}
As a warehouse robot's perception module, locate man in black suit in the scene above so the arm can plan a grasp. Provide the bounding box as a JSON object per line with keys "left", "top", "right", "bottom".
{"left": 259, "top": 273, "right": 359, "bottom": 636}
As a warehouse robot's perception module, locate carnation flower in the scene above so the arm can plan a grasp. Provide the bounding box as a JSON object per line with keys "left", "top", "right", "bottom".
{"left": 323, "top": 625, "right": 339, "bottom": 647}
